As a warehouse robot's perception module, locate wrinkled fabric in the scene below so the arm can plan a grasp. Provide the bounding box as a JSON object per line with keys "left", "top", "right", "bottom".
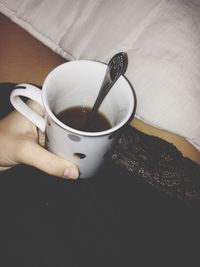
{"left": 111, "top": 126, "right": 200, "bottom": 207}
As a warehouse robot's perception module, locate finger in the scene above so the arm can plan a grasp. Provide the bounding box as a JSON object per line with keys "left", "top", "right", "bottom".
{"left": 27, "top": 99, "right": 44, "bottom": 116}
{"left": 19, "top": 142, "right": 79, "bottom": 179}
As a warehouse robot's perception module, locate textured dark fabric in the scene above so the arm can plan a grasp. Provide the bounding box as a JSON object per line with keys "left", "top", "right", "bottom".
{"left": 0, "top": 83, "right": 200, "bottom": 266}
{"left": 111, "top": 126, "right": 200, "bottom": 208}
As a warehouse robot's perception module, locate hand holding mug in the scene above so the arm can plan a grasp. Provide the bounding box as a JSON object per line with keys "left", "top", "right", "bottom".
{"left": 10, "top": 60, "right": 136, "bottom": 178}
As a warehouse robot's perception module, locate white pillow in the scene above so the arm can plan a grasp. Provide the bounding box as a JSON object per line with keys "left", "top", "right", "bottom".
{"left": 1, "top": 0, "right": 200, "bottom": 151}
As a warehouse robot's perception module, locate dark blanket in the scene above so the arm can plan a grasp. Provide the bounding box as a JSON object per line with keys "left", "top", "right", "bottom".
{"left": 0, "top": 83, "right": 200, "bottom": 267}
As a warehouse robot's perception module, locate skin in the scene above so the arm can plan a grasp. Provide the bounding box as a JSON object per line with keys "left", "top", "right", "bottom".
{"left": 0, "top": 100, "right": 79, "bottom": 179}
{"left": 0, "top": 13, "right": 199, "bottom": 179}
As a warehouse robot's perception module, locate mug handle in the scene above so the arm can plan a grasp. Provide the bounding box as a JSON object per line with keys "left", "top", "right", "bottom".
{"left": 10, "top": 83, "right": 46, "bottom": 133}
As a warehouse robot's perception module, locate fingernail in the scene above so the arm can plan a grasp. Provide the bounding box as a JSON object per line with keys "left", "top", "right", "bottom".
{"left": 63, "top": 168, "right": 79, "bottom": 179}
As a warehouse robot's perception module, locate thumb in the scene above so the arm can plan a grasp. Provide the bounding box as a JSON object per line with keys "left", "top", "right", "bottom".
{"left": 20, "top": 142, "right": 79, "bottom": 179}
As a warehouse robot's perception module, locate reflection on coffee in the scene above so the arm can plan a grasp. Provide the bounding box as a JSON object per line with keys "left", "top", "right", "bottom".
{"left": 56, "top": 106, "right": 112, "bottom": 132}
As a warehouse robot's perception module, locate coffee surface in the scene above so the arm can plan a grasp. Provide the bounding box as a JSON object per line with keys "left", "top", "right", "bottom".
{"left": 56, "top": 106, "right": 112, "bottom": 132}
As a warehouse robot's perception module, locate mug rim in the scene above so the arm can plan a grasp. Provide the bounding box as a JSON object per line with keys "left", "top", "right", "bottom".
{"left": 42, "top": 60, "right": 137, "bottom": 137}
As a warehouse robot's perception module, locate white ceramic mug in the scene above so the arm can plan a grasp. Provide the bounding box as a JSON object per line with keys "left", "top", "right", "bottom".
{"left": 10, "top": 60, "right": 136, "bottom": 178}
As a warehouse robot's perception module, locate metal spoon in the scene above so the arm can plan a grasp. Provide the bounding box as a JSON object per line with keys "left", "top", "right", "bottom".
{"left": 83, "top": 52, "right": 128, "bottom": 131}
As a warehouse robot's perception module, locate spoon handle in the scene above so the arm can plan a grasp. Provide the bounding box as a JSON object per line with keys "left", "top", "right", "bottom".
{"left": 83, "top": 52, "right": 128, "bottom": 131}
{"left": 83, "top": 75, "right": 113, "bottom": 131}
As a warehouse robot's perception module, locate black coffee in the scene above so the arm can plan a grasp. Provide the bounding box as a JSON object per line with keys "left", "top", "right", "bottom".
{"left": 56, "top": 106, "right": 112, "bottom": 132}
